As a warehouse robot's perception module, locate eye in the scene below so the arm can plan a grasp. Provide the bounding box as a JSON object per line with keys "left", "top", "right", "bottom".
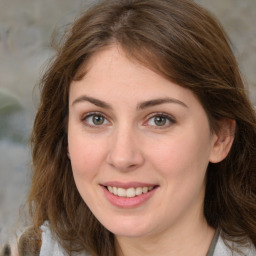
{"left": 82, "top": 113, "right": 110, "bottom": 127}
{"left": 146, "top": 113, "right": 175, "bottom": 128}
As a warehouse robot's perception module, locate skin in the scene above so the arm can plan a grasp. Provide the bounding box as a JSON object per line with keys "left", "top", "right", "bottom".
{"left": 68, "top": 45, "right": 234, "bottom": 256}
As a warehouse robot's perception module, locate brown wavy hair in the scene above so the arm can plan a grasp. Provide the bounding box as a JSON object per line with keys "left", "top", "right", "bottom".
{"left": 25, "top": 0, "right": 256, "bottom": 255}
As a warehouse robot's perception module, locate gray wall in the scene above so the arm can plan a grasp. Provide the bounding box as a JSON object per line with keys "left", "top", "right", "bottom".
{"left": 0, "top": 0, "right": 255, "bottom": 247}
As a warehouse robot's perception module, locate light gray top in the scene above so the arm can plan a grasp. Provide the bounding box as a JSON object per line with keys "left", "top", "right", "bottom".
{"left": 39, "top": 222, "right": 256, "bottom": 256}
{"left": 39, "top": 222, "right": 88, "bottom": 256}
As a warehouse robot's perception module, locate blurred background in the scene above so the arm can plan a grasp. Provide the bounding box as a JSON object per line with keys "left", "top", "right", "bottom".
{"left": 0, "top": 0, "right": 255, "bottom": 251}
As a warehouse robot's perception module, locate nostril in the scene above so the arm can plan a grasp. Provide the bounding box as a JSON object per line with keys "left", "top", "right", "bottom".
{"left": 106, "top": 148, "right": 145, "bottom": 171}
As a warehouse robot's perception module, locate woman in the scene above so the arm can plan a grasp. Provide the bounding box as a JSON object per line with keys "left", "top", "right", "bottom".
{"left": 19, "top": 0, "right": 256, "bottom": 255}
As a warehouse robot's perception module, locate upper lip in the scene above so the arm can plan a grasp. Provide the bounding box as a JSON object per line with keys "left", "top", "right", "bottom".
{"left": 101, "top": 181, "right": 158, "bottom": 189}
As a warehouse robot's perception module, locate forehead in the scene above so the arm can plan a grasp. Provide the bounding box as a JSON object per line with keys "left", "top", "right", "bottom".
{"left": 74, "top": 42, "right": 166, "bottom": 83}
{"left": 69, "top": 45, "right": 205, "bottom": 116}
{"left": 72, "top": 46, "right": 179, "bottom": 93}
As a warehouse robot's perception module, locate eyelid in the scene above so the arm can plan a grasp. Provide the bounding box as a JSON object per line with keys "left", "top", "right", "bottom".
{"left": 81, "top": 111, "right": 111, "bottom": 127}
{"left": 80, "top": 111, "right": 175, "bottom": 129}
{"left": 144, "top": 112, "right": 176, "bottom": 128}
{"left": 81, "top": 111, "right": 105, "bottom": 120}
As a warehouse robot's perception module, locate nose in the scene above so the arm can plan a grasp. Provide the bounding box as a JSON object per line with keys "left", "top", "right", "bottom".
{"left": 106, "top": 127, "right": 145, "bottom": 171}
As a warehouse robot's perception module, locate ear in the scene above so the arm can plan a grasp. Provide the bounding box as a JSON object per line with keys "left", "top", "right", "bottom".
{"left": 209, "top": 119, "right": 236, "bottom": 163}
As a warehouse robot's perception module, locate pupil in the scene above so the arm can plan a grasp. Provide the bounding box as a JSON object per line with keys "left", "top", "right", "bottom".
{"left": 154, "top": 116, "right": 166, "bottom": 126}
{"left": 93, "top": 115, "right": 104, "bottom": 125}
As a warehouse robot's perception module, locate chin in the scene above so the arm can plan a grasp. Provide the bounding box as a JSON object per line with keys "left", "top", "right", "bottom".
{"left": 100, "top": 216, "right": 154, "bottom": 238}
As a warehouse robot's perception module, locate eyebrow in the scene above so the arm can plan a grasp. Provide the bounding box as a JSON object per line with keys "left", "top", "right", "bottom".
{"left": 137, "top": 97, "right": 188, "bottom": 110}
{"left": 71, "top": 95, "right": 188, "bottom": 109}
{"left": 72, "top": 95, "right": 112, "bottom": 109}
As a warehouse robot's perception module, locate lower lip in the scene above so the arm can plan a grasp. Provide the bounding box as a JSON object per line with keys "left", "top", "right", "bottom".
{"left": 102, "top": 186, "right": 157, "bottom": 208}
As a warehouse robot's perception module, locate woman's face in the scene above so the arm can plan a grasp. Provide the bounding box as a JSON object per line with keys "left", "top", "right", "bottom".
{"left": 68, "top": 46, "right": 220, "bottom": 239}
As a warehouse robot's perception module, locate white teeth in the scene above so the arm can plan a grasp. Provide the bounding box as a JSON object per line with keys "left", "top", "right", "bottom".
{"left": 117, "top": 188, "right": 126, "bottom": 197}
{"left": 107, "top": 186, "right": 154, "bottom": 198}
{"left": 142, "top": 187, "right": 148, "bottom": 193}
{"left": 113, "top": 187, "right": 118, "bottom": 195}
{"left": 127, "top": 188, "right": 136, "bottom": 198}
{"left": 135, "top": 187, "right": 142, "bottom": 196}
{"left": 107, "top": 186, "right": 113, "bottom": 193}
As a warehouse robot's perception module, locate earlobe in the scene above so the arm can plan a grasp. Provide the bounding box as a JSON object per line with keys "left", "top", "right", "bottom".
{"left": 209, "top": 119, "right": 236, "bottom": 163}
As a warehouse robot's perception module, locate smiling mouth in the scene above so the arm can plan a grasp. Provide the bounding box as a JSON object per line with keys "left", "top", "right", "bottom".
{"left": 105, "top": 186, "right": 157, "bottom": 198}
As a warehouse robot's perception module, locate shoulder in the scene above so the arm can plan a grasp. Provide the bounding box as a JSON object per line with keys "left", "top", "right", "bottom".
{"left": 39, "top": 221, "right": 68, "bottom": 256}
{"left": 39, "top": 221, "right": 89, "bottom": 256}
{"left": 214, "top": 233, "right": 256, "bottom": 256}
{"left": 18, "top": 222, "right": 66, "bottom": 256}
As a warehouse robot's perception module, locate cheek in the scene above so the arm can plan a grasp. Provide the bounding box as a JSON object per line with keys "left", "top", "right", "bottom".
{"left": 68, "top": 135, "right": 108, "bottom": 205}
{"left": 148, "top": 130, "right": 212, "bottom": 182}
{"left": 148, "top": 132, "right": 212, "bottom": 216}
{"left": 68, "top": 134, "right": 106, "bottom": 178}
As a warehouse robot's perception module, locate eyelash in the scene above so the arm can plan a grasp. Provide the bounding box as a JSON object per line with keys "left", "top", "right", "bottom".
{"left": 144, "top": 112, "right": 176, "bottom": 129}
{"left": 81, "top": 112, "right": 110, "bottom": 128}
{"left": 81, "top": 112, "right": 175, "bottom": 128}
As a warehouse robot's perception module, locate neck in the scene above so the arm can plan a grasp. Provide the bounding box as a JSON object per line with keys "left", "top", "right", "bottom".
{"left": 115, "top": 217, "right": 215, "bottom": 256}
